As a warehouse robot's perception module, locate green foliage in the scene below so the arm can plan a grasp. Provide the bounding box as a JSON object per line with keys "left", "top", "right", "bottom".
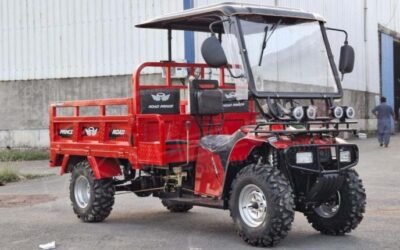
{"left": 0, "top": 149, "right": 49, "bottom": 162}
{"left": 0, "top": 167, "right": 20, "bottom": 183}
{"left": 0, "top": 167, "right": 54, "bottom": 184}
{"left": 23, "top": 173, "right": 53, "bottom": 180}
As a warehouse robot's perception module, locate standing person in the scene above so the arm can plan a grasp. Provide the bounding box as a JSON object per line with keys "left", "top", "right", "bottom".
{"left": 372, "top": 96, "right": 395, "bottom": 147}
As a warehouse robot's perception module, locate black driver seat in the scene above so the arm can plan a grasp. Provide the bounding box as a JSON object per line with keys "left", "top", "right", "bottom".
{"left": 199, "top": 130, "right": 244, "bottom": 168}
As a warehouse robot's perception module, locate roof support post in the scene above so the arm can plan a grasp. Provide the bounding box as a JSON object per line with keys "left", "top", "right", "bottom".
{"left": 184, "top": 0, "right": 195, "bottom": 63}
{"left": 168, "top": 28, "right": 172, "bottom": 61}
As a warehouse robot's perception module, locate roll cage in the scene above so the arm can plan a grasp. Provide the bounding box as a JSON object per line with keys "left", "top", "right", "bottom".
{"left": 136, "top": 2, "right": 343, "bottom": 100}
{"left": 136, "top": 2, "right": 356, "bottom": 128}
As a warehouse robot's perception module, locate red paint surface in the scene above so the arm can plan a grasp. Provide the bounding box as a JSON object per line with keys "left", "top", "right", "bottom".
{"left": 50, "top": 62, "right": 336, "bottom": 181}
{"left": 87, "top": 156, "right": 121, "bottom": 179}
{"left": 194, "top": 147, "right": 225, "bottom": 197}
{"left": 49, "top": 62, "right": 256, "bottom": 178}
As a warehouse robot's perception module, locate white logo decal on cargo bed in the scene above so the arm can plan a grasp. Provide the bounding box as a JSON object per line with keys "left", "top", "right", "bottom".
{"left": 151, "top": 92, "right": 170, "bottom": 101}
{"left": 110, "top": 129, "right": 125, "bottom": 136}
{"left": 84, "top": 127, "right": 98, "bottom": 136}
{"left": 59, "top": 129, "right": 73, "bottom": 137}
{"left": 225, "top": 92, "right": 236, "bottom": 99}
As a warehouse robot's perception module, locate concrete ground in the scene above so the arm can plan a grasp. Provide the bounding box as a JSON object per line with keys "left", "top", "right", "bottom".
{"left": 0, "top": 135, "right": 400, "bottom": 250}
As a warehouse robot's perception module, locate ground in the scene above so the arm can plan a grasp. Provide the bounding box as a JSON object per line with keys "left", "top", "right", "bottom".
{"left": 0, "top": 135, "right": 399, "bottom": 250}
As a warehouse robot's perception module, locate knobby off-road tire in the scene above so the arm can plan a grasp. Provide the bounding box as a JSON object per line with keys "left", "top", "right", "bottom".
{"left": 229, "top": 163, "right": 295, "bottom": 247}
{"left": 70, "top": 161, "right": 115, "bottom": 222}
{"left": 161, "top": 200, "right": 193, "bottom": 213}
{"left": 305, "top": 169, "right": 366, "bottom": 235}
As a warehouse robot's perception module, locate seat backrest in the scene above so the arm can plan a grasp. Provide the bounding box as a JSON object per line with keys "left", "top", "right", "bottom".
{"left": 140, "top": 89, "right": 180, "bottom": 114}
{"left": 190, "top": 80, "right": 223, "bottom": 115}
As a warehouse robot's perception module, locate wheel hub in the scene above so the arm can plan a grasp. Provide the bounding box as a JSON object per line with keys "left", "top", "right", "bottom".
{"left": 313, "top": 191, "right": 341, "bottom": 218}
{"left": 238, "top": 184, "right": 267, "bottom": 228}
{"left": 74, "top": 176, "right": 91, "bottom": 208}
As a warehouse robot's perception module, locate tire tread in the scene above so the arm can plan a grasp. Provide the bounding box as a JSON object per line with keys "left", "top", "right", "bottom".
{"left": 70, "top": 161, "right": 115, "bottom": 222}
{"left": 229, "top": 163, "right": 295, "bottom": 247}
{"left": 305, "top": 169, "right": 366, "bottom": 235}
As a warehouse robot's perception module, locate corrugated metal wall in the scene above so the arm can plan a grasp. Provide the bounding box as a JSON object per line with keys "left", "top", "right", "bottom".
{"left": 0, "top": 0, "right": 184, "bottom": 81}
{"left": 376, "top": 0, "right": 400, "bottom": 32}
{"left": 1, "top": 0, "right": 400, "bottom": 94}
{"left": 278, "top": 0, "right": 371, "bottom": 93}
{"left": 193, "top": 0, "right": 400, "bottom": 94}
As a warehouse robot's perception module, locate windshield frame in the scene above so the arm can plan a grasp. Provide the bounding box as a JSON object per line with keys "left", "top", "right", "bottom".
{"left": 231, "top": 15, "right": 343, "bottom": 99}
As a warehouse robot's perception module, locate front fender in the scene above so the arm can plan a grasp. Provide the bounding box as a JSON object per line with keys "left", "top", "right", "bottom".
{"left": 225, "top": 136, "right": 265, "bottom": 165}
{"left": 220, "top": 135, "right": 266, "bottom": 202}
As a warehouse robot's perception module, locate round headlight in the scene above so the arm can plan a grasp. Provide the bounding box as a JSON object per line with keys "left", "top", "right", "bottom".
{"left": 306, "top": 105, "right": 317, "bottom": 120}
{"left": 333, "top": 106, "right": 344, "bottom": 119}
{"left": 345, "top": 106, "right": 355, "bottom": 119}
{"left": 292, "top": 106, "right": 304, "bottom": 121}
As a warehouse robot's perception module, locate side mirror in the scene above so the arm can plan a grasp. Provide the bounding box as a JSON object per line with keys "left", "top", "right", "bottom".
{"left": 339, "top": 44, "right": 355, "bottom": 74}
{"left": 201, "top": 36, "right": 227, "bottom": 68}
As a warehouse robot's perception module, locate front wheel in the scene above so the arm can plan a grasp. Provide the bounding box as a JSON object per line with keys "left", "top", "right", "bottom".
{"left": 229, "top": 163, "right": 295, "bottom": 247}
{"left": 70, "top": 161, "right": 115, "bottom": 222}
{"left": 305, "top": 169, "right": 366, "bottom": 235}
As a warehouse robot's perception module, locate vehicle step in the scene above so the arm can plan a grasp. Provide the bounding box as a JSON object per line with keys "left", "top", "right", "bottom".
{"left": 167, "top": 197, "right": 224, "bottom": 209}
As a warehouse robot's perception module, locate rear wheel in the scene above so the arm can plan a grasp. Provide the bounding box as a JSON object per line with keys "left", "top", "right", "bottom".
{"left": 161, "top": 200, "right": 193, "bottom": 213}
{"left": 305, "top": 169, "right": 366, "bottom": 235}
{"left": 229, "top": 163, "right": 295, "bottom": 247}
{"left": 70, "top": 161, "right": 115, "bottom": 222}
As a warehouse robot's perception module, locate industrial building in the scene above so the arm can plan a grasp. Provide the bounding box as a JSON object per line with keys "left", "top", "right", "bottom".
{"left": 0, "top": 0, "right": 399, "bottom": 147}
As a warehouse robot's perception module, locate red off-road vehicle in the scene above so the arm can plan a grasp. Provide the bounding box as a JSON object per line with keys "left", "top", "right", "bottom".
{"left": 49, "top": 3, "right": 366, "bottom": 247}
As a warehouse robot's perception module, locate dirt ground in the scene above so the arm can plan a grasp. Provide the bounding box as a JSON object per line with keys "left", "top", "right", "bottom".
{"left": 0, "top": 194, "right": 57, "bottom": 208}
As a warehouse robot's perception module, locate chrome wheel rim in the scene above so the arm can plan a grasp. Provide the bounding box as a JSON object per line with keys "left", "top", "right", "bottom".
{"left": 314, "top": 192, "right": 341, "bottom": 218}
{"left": 74, "top": 176, "right": 91, "bottom": 208}
{"left": 238, "top": 184, "right": 267, "bottom": 228}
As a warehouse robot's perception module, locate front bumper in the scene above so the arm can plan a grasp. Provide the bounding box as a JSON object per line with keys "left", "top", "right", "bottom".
{"left": 284, "top": 144, "right": 358, "bottom": 173}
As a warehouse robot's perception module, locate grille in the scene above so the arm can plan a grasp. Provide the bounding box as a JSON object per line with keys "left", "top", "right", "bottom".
{"left": 318, "top": 147, "right": 338, "bottom": 171}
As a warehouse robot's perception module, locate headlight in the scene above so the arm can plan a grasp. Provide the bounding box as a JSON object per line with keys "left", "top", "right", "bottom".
{"left": 306, "top": 105, "right": 317, "bottom": 120}
{"left": 339, "top": 150, "right": 351, "bottom": 162}
{"left": 296, "top": 152, "right": 313, "bottom": 164}
{"left": 333, "top": 106, "right": 344, "bottom": 119}
{"left": 345, "top": 106, "right": 355, "bottom": 119}
{"left": 292, "top": 106, "right": 304, "bottom": 121}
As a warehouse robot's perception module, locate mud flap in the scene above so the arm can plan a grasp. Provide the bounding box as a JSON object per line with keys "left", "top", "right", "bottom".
{"left": 87, "top": 156, "right": 121, "bottom": 179}
{"left": 306, "top": 174, "right": 344, "bottom": 202}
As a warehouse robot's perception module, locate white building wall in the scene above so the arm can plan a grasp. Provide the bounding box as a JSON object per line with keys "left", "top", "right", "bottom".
{"left": 376, "top": 0, "right": 400, "bottom": 32}
{"left": 0, "top": 0, "right": 184, "bottom": 81}
{"left": 2, "top": 0, "right": 399, "bottom": 91}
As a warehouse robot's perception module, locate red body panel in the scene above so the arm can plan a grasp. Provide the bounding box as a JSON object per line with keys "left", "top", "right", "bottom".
{"left": 87, "top": 157, "right": 121, "bottom": 179}
{"left": 48, "top": 61, "right": 341, "bottom": 206}
{"left": 194, "top": 147, "right": 225, "bottom": 197}
{"left": 228, "top": 136, "right": 265, "bottom": 162}
{"left": 48, "top": 59, "right": 339, "bottom": 200}
{"left": 60, "top": 154, "right": 70, "bottom": 174}
{"left": 194, "top": 136, "right": 265, "bottom": 197}
{"left": 271, "top": 135, "right": 335, "bottom": 149}
{"left": 49, "top": 62, "right": 257, "bottom": 178}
